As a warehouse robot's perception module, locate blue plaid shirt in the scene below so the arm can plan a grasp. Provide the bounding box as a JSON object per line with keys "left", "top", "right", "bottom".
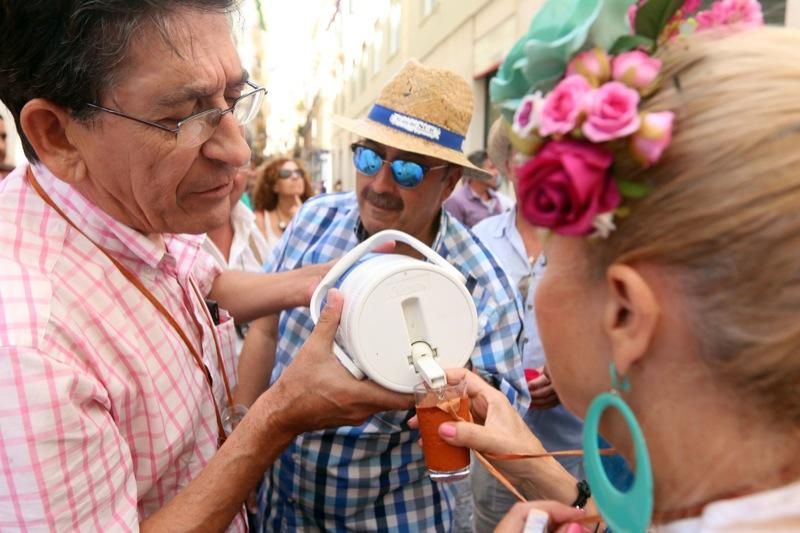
{"left": 256, "top": 192, "right": 529, "bottom": 532}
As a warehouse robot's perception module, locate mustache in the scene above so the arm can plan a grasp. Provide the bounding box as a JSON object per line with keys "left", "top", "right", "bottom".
{"left": 361, "top": 187, "right": 404, "bottom": 210}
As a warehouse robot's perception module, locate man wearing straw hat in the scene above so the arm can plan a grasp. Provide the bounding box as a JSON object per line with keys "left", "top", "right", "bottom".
{"left": 248, "top": 60, "right": 530, "bottom": 531}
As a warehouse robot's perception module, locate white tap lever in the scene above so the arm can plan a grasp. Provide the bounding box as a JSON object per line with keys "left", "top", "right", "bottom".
{"left": 410, "top": 341, "right": 446, "bottom": 390}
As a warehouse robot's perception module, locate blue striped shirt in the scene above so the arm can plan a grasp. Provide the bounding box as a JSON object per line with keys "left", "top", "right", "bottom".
{"left": 256, "top": 192, "right": 529, "bottom": 531}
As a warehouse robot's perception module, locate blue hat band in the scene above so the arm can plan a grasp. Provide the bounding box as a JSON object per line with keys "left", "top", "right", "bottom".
{"left": 367, "top": 104, "right": 465, "bottom": 151}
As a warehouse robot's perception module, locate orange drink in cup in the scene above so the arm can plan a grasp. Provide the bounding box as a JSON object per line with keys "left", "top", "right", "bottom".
{"left": 414, "top": 379, "right": 471, "bottom": 481}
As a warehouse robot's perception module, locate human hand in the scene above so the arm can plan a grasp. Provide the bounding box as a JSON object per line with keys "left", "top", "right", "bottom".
{"left": 495, "top": 501, "right": 589, "bottom": 533}
{"left": 408, "top": 368, "right": 546, "bottom": 458}
{"left": 529, "top": 365, "right": 560, "bottom": 410}
{"left": 269, "top": 289, "right": 413, "bottom": 434}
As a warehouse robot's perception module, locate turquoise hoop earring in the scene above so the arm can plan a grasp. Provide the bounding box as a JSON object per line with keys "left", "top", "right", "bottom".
{"left": 582, "top": 363, "right": 653, "bottom": 533}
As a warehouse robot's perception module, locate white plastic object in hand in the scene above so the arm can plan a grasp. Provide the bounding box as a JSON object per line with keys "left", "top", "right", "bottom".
{"left": 309, "top": 229, "right": 478, "bottom": 393}
{"left": 522, "top": 509, "right": 550, "bottom": 533}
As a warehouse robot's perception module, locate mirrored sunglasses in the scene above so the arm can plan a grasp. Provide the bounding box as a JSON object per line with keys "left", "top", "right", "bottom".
{"left": 351, "top": 144, "right": 449, "bottom": 189}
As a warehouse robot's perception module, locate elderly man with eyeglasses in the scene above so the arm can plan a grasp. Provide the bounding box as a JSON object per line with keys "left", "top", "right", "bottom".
{"left": 236, "top": 59, "right": 530, "bottom": 532}
{"left": 0, "top": 2, "right": 411, "bottom": 531}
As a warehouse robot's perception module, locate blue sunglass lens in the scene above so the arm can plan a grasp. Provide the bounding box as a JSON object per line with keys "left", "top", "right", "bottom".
{"left": 390, "top": 160, "right": 424, "bottom": 188}
{"left": 353, "top": 147, "right": 383, "bottom": 176}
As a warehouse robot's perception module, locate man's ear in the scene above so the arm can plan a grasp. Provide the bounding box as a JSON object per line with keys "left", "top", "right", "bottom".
{"left": 603, "top": 264, "right": 660, "bottom": 377}
{"left": 20, "top": 98, "right": 89, "bottom": 184}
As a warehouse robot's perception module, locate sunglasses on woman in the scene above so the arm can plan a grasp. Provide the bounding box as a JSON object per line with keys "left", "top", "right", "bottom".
{"left": 278, "top": 168, "right": 304, "bottom": 179}
{"left": 350, "top": 143, "right": 449, "bottom": 189}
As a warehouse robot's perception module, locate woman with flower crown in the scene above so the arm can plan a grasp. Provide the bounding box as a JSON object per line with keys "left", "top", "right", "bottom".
{"left": 412, "top": 0, "right": 800, "bottom": 531}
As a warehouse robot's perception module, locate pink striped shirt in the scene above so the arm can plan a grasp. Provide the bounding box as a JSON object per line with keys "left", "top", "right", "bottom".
{"left": 0, "top": 164, "right": 245, "bottom": 531}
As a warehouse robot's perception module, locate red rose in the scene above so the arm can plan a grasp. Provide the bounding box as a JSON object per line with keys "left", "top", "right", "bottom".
{"left": 517, "top": 140, "right": 620, "bottom": 236}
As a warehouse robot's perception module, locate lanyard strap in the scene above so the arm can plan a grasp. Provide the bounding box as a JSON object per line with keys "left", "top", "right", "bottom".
{"left": 27, "top": 167, "right": 232, "bottom": 446}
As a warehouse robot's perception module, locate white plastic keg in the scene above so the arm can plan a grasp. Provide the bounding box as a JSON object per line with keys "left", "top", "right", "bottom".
{"left": 309, "top": 230, "right": 478, "bottom": 393}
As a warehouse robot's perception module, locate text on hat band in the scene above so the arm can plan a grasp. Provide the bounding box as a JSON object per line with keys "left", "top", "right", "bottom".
{"left": 368, "top": 104, "right": 465, "bottom": 151}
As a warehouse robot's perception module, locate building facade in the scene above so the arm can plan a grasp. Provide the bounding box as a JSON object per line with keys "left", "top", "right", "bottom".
{"left": 320, "top": 0, "right": 793, "bottom": 192}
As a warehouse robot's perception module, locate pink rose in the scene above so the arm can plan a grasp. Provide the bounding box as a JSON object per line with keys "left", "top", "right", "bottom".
{"left": 512, "top": 92, "right": 544, "bottom": 139}
{"left": 683, "top": 0, "right": 702, "bottom": 13}
{"left": 566, "top": 48, "right": 611, "bottom": 87}
{"left": 517, "top": 140, "right": 620, "bottom": 236}
{"left": 696, "top": 0, "right": 763, "bottom": 31}
{"left": 612, "top": 51, "right": 662, "bottom": 92}
{"left": 539, "top": 75, "right": 592, "bottom": 137}
{"left": 582, "top": 81, "right": 641, "bottom": 143}
{"left": 630, "top": 111, "right": 674, "bottom": 166}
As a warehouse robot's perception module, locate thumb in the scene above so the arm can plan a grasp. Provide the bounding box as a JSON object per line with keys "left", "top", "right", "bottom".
{"left": 313, "top": 288, "right": 344, "bottom": 341}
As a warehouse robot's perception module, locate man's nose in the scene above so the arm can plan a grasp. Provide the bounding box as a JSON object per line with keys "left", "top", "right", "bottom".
{"left": 201, "top": 113, "right": 251, "bottom": 168}
{"left": 368, "top": 161, "right": 397, "bottom": 194}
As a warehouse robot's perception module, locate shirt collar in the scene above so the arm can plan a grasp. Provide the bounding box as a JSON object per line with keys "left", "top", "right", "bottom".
{"left": 32, "top": 163, "right": 202, "bottom": 270}
{"left": 491, "top": 208, "right": 517, "bottom": 239}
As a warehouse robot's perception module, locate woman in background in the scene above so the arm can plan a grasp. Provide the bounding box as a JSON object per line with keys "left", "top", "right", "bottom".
{"left": 253, "top": 157, "right": 313, "bottom": 250}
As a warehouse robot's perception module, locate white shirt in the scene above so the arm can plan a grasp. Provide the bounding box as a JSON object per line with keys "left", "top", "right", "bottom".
{"left": 203, "top": 201, "right": 270, "bottom": 354}
{"left": 657, "top": 481, "right": 800, "bottom": 532}
{"left": 203, "top": 200, "right": 269, "bottom": 273}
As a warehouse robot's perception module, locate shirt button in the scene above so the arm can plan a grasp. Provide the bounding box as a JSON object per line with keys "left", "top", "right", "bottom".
{"left": 527, "top": 304, "right": 533, "bottom": 310}
{"left": 291, "top": 453, "right": 300, "bottom": 462}
{"left": 287, "top": 497, "right": 295, "bottom": 505}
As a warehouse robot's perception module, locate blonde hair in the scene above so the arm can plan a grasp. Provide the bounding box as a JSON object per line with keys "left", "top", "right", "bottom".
{"left": 592, "top": 27, "right": 800, "bottom": 426}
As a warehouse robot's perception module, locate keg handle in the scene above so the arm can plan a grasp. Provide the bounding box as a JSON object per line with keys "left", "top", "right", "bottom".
{"left": 309, "top": 229, "right": 465, "bottom": 380}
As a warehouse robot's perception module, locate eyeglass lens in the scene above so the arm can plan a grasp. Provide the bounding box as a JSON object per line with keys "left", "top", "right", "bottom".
{"left": 352, "top": 145, "right": 425, "bottom": 188}
{"left": 177, "top": 86, "right": 264, "bottom": 148}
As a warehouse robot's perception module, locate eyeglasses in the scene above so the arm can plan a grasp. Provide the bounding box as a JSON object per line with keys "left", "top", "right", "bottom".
{"left": 86, "top": 80, "right": 266, "bottom": 149}
{"left": 350, "top": 143, "right": 449, "bottom": 189}
{"left": 278, "top": 168, "right": 304, "bottom": 179}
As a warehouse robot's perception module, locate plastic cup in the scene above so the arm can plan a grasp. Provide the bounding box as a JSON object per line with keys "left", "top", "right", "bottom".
{"left": 414, "top": 379, "right": 470, "bottom": 482}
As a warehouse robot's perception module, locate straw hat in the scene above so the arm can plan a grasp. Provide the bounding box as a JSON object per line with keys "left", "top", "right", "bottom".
{"left": 334, "top": 59, "right": 487, "bottom": 175}
{"left": 487, "top": 117, "right": 512, "bottom": 173}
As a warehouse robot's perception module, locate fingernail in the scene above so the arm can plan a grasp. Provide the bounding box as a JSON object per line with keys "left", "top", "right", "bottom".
{"left": 439, "top": 422, "right": 456, "bottom": 438}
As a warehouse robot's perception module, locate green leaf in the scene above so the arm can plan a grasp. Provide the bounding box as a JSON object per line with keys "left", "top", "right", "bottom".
{"left": 616, "top": 178, "right": 653, "bottom": 198}
{"left": 634, "top": 0, "right": 684, "bottom": 41}
{"left": 609, "top": 34, "right": 655, "bottom": 54}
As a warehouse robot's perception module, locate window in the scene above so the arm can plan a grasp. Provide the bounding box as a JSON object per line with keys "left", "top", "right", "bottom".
{"left": 389, "top": 1, "right": 401, "bottom": 56}
{"left": 422, "top": 0, "right": 437, "bottom": 18}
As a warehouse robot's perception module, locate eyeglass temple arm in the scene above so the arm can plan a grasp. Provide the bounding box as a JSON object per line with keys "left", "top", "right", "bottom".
{"left": 85, "top": 103, "right": 179, "bottom": 134}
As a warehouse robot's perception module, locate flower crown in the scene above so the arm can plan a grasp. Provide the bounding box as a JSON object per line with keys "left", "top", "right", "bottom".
{"left": 491, "top": 0, "right": 764, "bottom": 238}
